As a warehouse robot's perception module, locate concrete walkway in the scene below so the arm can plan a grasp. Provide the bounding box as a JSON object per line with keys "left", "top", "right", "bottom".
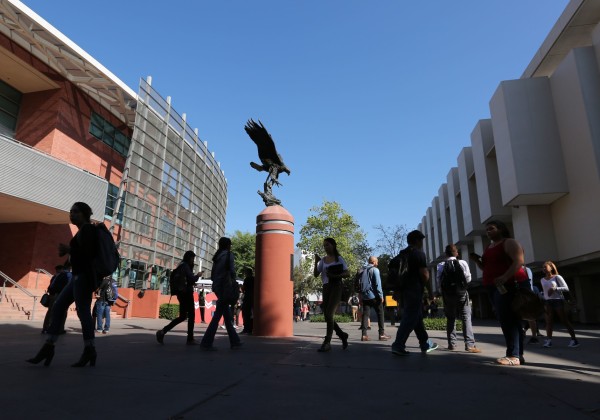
{"left": 1, "top": 317, "right": 599, "bottom": 419}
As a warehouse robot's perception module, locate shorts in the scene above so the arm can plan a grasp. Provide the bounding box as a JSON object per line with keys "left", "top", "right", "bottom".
{"left": 545, "top": 299, "right": 564, "bottom": 310}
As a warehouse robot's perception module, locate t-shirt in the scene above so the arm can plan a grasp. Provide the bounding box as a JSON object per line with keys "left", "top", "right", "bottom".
{"left": 404, "top": 247, "right": 427, "bottom": 291}
{"left": 541, "top": 275, "right": 568, "bottom": 300}
{"left": 317, "top": 256, "right": 348, "bottom": 285}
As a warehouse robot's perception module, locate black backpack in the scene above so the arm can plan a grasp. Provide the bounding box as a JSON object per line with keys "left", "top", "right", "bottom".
{"left": 388, "top": 250, "right": 410, "bottom": 289}
{"left": 169, "top": 264, "right": 186, "bottom": 295}
{"left": 440, "top": 259, "right": 467, "bottom": 296}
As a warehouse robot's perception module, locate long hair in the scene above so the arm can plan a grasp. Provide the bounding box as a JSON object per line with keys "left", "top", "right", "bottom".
{"left": 72, "top": 202, "right": 93, "bottom": 223}
{"left": 212, "top": 237, "right": 232, "bottom": 262}
{"left": 486, "top": 220, "right": 511, "bottom": 239}
{"left": 543, "top": 261, "right": 559, "bottom": 276}
{"left": 324, "top": 237, "right": 340, "bottom": 262}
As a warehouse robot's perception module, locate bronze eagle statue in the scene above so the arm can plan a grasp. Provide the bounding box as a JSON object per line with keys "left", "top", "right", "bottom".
{"left": 244, "top": 119, "right": 291, "bottom": 207}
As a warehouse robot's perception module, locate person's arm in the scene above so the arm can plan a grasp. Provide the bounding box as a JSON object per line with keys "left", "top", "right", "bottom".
{"left": 554, "top": 275, "right": 569, "bottom": 292}
{"left": 496, "top": 239, "right": 524, "bottom": 285}
{"left": 469, "top": 253, "right": 483, "bottom": 270}
{"left": 461, "top": 260, "right": 472, "bottom": 283}
{"left": 313, "top": 255, "right": 322, "bottom": 278}
{"left": 373, "top": 268, "right": 383, "bottom": 299}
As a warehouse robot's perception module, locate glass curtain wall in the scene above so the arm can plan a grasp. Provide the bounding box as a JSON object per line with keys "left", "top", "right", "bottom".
{"left": 117, "top": 79, "right": 227, "bottom": 292}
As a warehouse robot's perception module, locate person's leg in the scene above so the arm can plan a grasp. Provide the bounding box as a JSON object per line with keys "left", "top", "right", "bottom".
{"left": 42, "top": 296, "right": 56, "bottom": 332}
{"left": 555, "top": 303, "right": 577, "bottom": 340}
{"left": 545, "top": 304, "right": 554, "bottom": 339}
{"left": 200, "top": 307, "right": 205, "bottom": 323}
{"left": 47, "top": 282, "right": 75, "bottom": 341}
{"left": 322, "top": 284, "right": 334, "bottom": 343}
{"left": 361, "top": 300, "right": 372, "bottom": 337}
{"left": 96, "top": 301, "right": 104, "bottom": 331}
{"left": 444, "top": 295, "right": 458, "bottom": 348}
{"left": 183, "top": 292, "right": 195, "bottom": 341}
{"left": 103, "top": 303, "right": 111, "bottom": 332}
{"left": 392, "top": 290, "right": 420, "bottom": 351}
{"left": 73, "top": 275, "right": 95, "bottom": 344}
{"left": 459, "top": 294, "right": 476, "bottom": 349}
{"left": 201, "top": 300, "right": 224, "bottom": 348}
{"left": 162, "top": 294, "right": 187, "bottom": 334}
{"left": 375, "top": 301, "right": 385, "bottom": 336}
{"left": 221, "top": 302, "right": 241, "bottom": 346}
{"left": 328, "top": 281, "right": 346, "bottom": 339}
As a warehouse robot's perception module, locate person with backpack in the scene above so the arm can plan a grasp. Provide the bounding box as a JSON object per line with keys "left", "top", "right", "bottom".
{"left": 200, "top": 237, "right": 243, "bottom": 350}
{"left": 94, "top": 276, "right": 116, "bottom": 334}
{"left": 27, "top": 202, "right": 101, "bottom": 367}
{"left": 357, "top": 256, "right": 391, "bottom": 342}
{"left": 436, "top": 244, "right": 481, "bottom": 353}
{"left": 156, "top": 251, "right": 203, "bottom": 345}
{"left": 390, "top": 230, "right": 438, "bottom": 356}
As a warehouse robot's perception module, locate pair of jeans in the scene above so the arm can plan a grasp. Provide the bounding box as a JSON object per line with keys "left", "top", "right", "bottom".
{"left": 443, "top": 292, "right": 475, "bottom": 348}
{"left": 488, "top": 283, "right": 526, "bottom": 358}
{"left": 201, "top": 299, "right": 241, "bottom": 347}
{"left": 95, "top": 300, "right": 111, "bottom": 331}
{"left": 48, "top": 274, "right": 94, "bottom": 342}
{"left": 162, "top": 291, "right": 195, "bottom": 340}
{"left": 361, "top": 298, "right": 385, "bottom": 336}
{"left": 392, "top": 287, "right": 430, "bottom": 351}
{"left": 322, "top": 281, "right": 345, "bottom": 343}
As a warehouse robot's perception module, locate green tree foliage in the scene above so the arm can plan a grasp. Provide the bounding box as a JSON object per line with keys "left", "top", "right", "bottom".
{"left": 297, "top": 201, "right": 370, "bottom": 293}
{"left": 230, "top": 230, "right": 256, "bottom": 278}
{"left": 292, "top": 258, "right": 322, "bottom": 298}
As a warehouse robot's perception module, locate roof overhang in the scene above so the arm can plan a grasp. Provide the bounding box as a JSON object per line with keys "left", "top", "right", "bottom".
{"left": 523, "top": 0, "right": 600, "bottom": 78}
{"left": 0, "top": 0, "right": 138, "bottom": 127}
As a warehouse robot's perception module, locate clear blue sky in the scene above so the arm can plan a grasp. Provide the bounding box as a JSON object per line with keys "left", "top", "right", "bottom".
{"left": 23, "top": 0, "right": 569, "bottom": 248}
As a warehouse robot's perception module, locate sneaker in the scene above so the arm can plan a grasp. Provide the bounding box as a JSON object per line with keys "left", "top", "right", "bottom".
{"left": 422, "top": 342, "right": 439, "bottom": 354}
{"left": 102, "top": 330, "right": 108, "bottom": 334}
{"left": 230, "top": 342, "right": 244, "bottom": 350}
{"left": 392, "top": 346, "right": 410, "bottom": 356}
{"left": 361, "top": 336, "right": 370, "bottom": 342}
{"left": 543, "top": 339, "right": 552, "bottom": 348}
{"left": 448, "top": 344, "right": 456, "bottom": 351}
{"left": 466, "top": 346, "right": 482, "bottom": 353}
{"left": 186, "top": 339, "right": 198, "bottom": 345}
{"left": 96, "top": 329, "right": 102, "bottom": 333}
{"left": 568, "top": 339, "right": 580, "bottom": 348}
{"left": 379, "top": 334, "right": 391, "bottom": 341}
{"left": 156, "top": 330, "right": 165, "bottom": 344}
{"left": 528, "top": 337, "right": 539, "bottom": 344}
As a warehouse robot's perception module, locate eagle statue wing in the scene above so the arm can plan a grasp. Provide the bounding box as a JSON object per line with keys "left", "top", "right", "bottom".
{"left": 244, "top": 119, "right": 286, "bottom": 167}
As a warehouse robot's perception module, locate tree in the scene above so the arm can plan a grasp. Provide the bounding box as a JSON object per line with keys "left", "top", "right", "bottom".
{"left": 374, "top": 224, "right": 409, "bottom": 257}
{"left": 229, "top": 230, "right": 256, "bottom": 278}
{"left": 292, "top": 258, "right": 322, "bottom": 298}
{"left": 297, "top": 201, "right": 370, "bottom": 293}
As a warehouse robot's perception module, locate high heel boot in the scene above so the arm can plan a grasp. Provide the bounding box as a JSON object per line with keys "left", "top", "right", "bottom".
{"left": 26, "top": 342, "right": 55, "bottom": 366}
{"left": 71, "top": 345, "right": 97, "bottom": 367}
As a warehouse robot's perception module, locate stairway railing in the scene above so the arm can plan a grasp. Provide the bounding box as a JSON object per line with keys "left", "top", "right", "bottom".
{"left": 0, "top": 270, "right": 39, "bottom": 320}
{"left": 35, "top": 268, "right": 52, "bottom": 289}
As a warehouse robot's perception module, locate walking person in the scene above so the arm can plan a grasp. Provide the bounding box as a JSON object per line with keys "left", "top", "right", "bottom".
{"left": 357, "top": 256, "right": 390, "bottom": 342}
{"left": 42, "top": 264, "right": 71, "bottom": 334}
{"left": 200, "top": 237, "right": 242, "bottom": 350}
{"left": 390, "top": 230, "right": 438, "bottom": 356}
{"left": 436, "top": 244, "right": 481, "bottom": 353}
{"left": 313, "top": 237, "right": 350, "bottom": 352}
{"left": 156, "top": 251, "right": 203, "bottom": 345}
{"left": 240, "top": 267, "right": 254, "bottom": 334}
{"left": 540, "top": 261, "right": 580, "bottom": 348}
{"left": 469, "top": 220, "right": 529, "bottom": 366}
{"left": 94, "top": 277, "right": 113, "bottom": 334}
{"left": 27, "top": 202, "right": 100, "bottom": 367}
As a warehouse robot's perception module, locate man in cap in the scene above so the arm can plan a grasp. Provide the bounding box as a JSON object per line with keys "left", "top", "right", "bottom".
{"left": 391, "top": 230, "right": 438, "bottom": 355}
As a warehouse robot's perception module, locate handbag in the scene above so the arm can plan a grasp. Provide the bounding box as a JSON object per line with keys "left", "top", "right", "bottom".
{"left": 40, "top": 293, "right": 50, "bottom": 308}
{"left": 512, "top": 285, "right": 544, "bottom": 321}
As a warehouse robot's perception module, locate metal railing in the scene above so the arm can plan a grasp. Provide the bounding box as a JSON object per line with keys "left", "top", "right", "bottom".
{"left": 0, "top": 270, "right": 39, "bottom": 321}
{"left": 116, "top": 294, "right": 132, "bottom": 318}
{"left": 35, "top": 268, "right": 52, "bottom": 289}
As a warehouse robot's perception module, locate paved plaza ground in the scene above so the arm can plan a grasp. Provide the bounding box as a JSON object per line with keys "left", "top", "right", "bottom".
{"left": 1, "top": 316, "right": 599, "bottom": 419}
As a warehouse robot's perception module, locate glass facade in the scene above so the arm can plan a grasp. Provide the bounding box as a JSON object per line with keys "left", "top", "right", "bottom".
{"left": 0, "top": 79, "right": 21, "bottom": 136}
{"left": 89, "top": 111, "right": 131, "bottom": 157}
{"left": 116, "top": 79, "right": 227, "bottom": 292}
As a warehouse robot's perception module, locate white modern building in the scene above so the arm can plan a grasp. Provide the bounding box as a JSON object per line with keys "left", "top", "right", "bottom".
{"left": 419, "top": 0, "right": 600, "bottom": 323}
